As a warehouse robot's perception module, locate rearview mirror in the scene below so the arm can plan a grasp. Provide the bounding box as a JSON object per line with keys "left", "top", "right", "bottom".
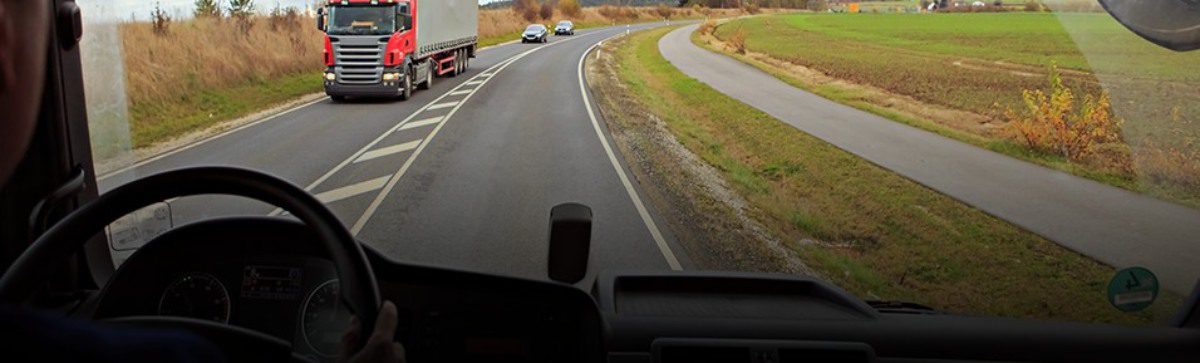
{"left": 316, "top": 8, "right": 325, "bottom": 31}
{"left": 547, "top": 203, "right": 592, "bottom": 284}
{"left": 1099, "top": 0, "right": 1200, "bottom": 51}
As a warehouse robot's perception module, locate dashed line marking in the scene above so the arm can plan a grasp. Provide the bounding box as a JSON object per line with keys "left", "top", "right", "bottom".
{"left": 399, "top": 116, "right": 444, "bottom": 131}
{"left": 427, "top": 101, "right": 459, "bottom": 110}
{"left": 354, "top": 140, "right": 421, "bottom": 163}
{"left": 449, "top": 90, "right": 472, "bottom": 96}
{"left": 314, "top": 176, "right": 391, "bottom": 204}
{"left": 464, "top": 80, "right": 484, "bottom": 85}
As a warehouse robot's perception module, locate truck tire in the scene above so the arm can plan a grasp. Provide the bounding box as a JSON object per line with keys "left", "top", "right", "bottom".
{"left": 418, "top": 61, "right": 433, "bottom": 90}
{"left": 399, "top": 67, "right": 413, "bottom": 101}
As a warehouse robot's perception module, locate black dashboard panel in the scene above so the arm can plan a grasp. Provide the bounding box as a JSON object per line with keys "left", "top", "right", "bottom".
{"left": 91, "top": 218, "right": 603, "bottom": 363}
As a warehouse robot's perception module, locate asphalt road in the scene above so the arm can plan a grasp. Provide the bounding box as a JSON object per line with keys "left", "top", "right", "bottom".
{"left": 659, "top": 24, "right": 1200, "bottom": 293}
{"left": 98, "top": 24, "right": 687, "bottom": 283}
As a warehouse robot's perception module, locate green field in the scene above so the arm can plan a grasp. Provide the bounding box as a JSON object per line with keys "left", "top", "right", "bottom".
{"left": 601, "top": 26, "right": 1178, "bottom": 325}
{"left": 708, "top": 13, "right": 1200, "bottom": 208}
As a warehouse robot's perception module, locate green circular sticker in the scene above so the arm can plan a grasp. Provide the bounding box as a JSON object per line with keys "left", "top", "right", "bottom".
{"left": 1107, "top": 267, "right": 1158, "bottom": 312}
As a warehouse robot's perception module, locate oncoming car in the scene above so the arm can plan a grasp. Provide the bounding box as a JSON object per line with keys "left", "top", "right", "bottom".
{"left": 555, "top": 20, "right": 575, "bottom": 36}
{"left": 521, "top": 24, "right": 548, "bottom": 43}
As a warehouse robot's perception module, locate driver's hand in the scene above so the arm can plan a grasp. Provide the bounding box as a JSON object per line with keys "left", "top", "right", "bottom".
{"left": 339, "top": 300, "right": 406, "bottom": 363}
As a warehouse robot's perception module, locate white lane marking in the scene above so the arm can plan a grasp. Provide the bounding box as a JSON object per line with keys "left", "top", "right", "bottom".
{"left": 98, "top": 97, "right": 325, "bottom": 181}
{"left": 314, "top": 175, "right": 391, "bottom": 204}
{"left": 399, "top": 116, "right": 444, "bottom": 131}
{"left": 350, "top": 32, "right": 603, "bottom": 235}
{"left": 268, "top": 54, "right": 528, "bottom": 217}
{"left": 576, "top": 38, "right": 683, "bottom": 270}
{"left": 465, "top": 80, "right": 484, "bottom": 85}
{"left": 354, "top": 140, "right": 421, "bottom": 163}
{"left": 427, "top": 101, "right": 459, "bottom": 110}
{"left": 449, "top": 90, "right": 472, "bottom": 96}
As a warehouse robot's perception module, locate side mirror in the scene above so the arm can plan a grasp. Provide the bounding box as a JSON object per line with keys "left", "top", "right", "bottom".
{"left": 1099, "top": 0, "right": 1200, "bottom": 51}
{"left": 316, "top": 8, "right": 325, "bottom": 31}
{"left": 547, "top": 203, "right": 592, "bottom": 284}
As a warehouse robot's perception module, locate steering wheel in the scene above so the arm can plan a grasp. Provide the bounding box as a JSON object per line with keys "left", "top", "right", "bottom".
{"left": 0, "top": 167, "right": 380, "bottom": 361}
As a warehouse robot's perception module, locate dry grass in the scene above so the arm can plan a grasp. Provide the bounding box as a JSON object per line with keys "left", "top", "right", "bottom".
{"left": 121, "top": 15, "right": 323, "bottom": 110}
{"left": 478, "top": 6, "right": 748, "bottom": 46}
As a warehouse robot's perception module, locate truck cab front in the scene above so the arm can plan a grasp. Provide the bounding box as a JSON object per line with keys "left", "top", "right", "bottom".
{"left": 319, "top": 0, "right": 415, "bottom": 99}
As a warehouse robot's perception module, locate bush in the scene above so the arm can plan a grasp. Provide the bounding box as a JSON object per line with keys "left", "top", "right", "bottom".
{"left": 1007, "top": 64, "right": 1125, "bottom": 164}
{"left": 558, "top": 0, "right": 581, "bottom": 18}
{"left": 656, "top": 4, "right": 674, "bottom": 19}
{"left": 539, "top": 2, "right": 554, "bottom": 20}
{"left": 1023, "top": 1, "right": 1043, "bottom": 12}
{"left": 698, "top": 18, "right": 717, "bottom": 35}
{"left": 151, "top": 2, "right": 171, "bottom": 35}
{"left": 743, "top": 2, "right": 761, "bottom": 14}
{"left": 729, "top": 28, "right": 748, "bottom": 54}
{"left": 194, "top": 0, "right": 221, "bottom": 18}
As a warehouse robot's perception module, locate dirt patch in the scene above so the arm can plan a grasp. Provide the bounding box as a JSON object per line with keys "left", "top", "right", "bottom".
{"left": 586, "top": 34, "right": 812, "bottom": 275}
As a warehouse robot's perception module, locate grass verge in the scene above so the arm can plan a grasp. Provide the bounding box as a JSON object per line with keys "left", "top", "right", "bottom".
{"left": 698, "top": 13, "right": 1200, "bottom": 209}
{"left": 602, "top": 26, "right": 1179, "bottom": 325}
{"left": 128, "top": 71, "right": 322, "bottom": 149}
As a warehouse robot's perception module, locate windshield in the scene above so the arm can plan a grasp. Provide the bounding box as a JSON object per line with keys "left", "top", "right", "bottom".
{"left": 73, "top": 0, "right": 1198, "bottom": 328}
{"left": 326, "top": 5, "right": 397, "bottom": 35}
{"left": 558, "top": 21, "right": 572, "bottom": 27}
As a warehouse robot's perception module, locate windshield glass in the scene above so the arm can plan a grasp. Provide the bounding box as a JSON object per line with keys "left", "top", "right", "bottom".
{"left": 558, "top": 21, "right": 572, "bottom": 26}
{"left": 327, "top": 5, "right": 396, "bottom": 35}
{"left": 73, "top": 0, "right": 1198, "bottom": 328}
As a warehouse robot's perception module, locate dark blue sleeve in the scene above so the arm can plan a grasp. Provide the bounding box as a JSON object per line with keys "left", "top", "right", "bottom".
{"left": 0, "top": 305, "right": 225, "bottom": 363}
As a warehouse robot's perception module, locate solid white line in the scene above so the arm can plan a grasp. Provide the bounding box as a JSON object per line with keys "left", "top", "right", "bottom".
{"left": 399, "top": 116, "right": 444, "bottom": 131}
{"left": 98, "top": 97, "right": 325, "bottom": 181}
{"left": 576, "top": 38, "right": 683, "bottom": 270}
{"left": 427, "top": 101, "right": 459, "bottom": 110}
{"left": 314, "top": 175, "right": 391, "bottom": 204}
{"left": 354, "top": 140, "right": 421, "bottom": 163}
{"left": 349, "top": 32, "right": 601, "bottom": 235}
{"left": 449, "top": 90, "right": 472, "bottom": 96}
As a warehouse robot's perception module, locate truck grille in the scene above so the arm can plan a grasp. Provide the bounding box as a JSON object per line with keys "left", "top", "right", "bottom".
{"left": 333, "top": 37, "right": 388, "bottom": 84}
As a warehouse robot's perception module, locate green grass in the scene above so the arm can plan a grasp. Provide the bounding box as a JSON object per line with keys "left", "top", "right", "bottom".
{"left": 128, "top": 71, "right": 323, "bottom": 149}
{"left": 703, "top": 13, "right": 1200, "bottom": 208}
{"left": 610, "top": 26, "right": 1179, "bottom": 325}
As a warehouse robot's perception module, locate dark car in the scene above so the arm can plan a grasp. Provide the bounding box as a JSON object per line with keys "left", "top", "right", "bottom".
{"left": 521, "top": 24, "right": 548, "bottom": 43}
{"left": 555, "top": 20, "right": 575, "bottom": 36}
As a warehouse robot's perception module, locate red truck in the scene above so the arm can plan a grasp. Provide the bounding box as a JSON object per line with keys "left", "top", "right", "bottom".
{"left": 317, "top": 0, "right": 478, "bottom": 101}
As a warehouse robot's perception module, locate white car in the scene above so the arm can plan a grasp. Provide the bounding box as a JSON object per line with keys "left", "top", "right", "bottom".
{"left": 554, "top": 20, "right": 575, "bottom": 36}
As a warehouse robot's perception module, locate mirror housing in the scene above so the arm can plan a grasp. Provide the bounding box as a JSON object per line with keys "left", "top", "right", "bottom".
{"left": 547, "top": 203, "right": 592, "bottom": 284}
{"left": 1099, "top": 0, "right": 1200, "bottom": 51}
{"left": 316, "top": 7, "right": 325, "bottom": 31}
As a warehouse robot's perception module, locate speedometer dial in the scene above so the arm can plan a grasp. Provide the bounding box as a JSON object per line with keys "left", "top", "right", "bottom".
{"left": 158, "top": 273, "right": 231, "bottom": 323}
{"left": 302, "top": 279, "right": 351, "bottom": 357}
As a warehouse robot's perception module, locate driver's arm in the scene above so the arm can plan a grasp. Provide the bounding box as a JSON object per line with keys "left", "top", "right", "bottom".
{"left": 339, "top": 300, "right": 406, "bottom": 363}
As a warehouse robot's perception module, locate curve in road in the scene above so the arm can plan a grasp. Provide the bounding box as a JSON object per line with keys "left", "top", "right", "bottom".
{"left": 98, "top": 24, "right": 688, "bottom": 283}
{"left": 659, "top": 24, "right": 1200, "bottom": 293}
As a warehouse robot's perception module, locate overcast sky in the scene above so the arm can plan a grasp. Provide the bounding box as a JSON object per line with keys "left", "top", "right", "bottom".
{"left": 79, "top": 0, "right": 501, "bottom": 21}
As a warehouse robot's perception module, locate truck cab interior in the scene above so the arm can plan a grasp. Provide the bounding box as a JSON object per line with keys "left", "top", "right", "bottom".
{"left": 2, "top": 1, "right": 1200, "bottom": 362}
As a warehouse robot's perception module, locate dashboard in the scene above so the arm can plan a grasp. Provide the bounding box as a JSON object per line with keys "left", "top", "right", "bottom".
{"left": 90, "top": 218, "right": 602, "bottom": 362}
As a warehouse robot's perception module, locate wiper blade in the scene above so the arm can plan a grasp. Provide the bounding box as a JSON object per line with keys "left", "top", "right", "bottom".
{"left": 865, "top": 300, "right": 943, "bottom": 315}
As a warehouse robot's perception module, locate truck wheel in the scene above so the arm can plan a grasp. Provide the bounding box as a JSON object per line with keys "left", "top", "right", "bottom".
{"left": 462, "top": 52, "right": 469, "bottom": 71}
{"left": 399, "top": 68, "right": 412, "bottom": 101}
{"left": 419, "top": 62, "right": 432, "bottom": 90}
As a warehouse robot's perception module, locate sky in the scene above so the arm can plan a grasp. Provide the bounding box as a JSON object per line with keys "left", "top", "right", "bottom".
{"left": 79, "top": 0, "right": 501, "bottom": 21}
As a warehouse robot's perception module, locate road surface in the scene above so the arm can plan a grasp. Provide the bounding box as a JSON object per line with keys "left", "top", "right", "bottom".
{"left": 99, "top": 24, "right": 688, "bottom": 284}
{"left": 659, "top": 24, "right": 1200, "bottom": 293}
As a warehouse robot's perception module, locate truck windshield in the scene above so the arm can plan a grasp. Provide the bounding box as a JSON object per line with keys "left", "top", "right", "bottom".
{"left": 327, "top": 6, "right": 397, "bottom": 36}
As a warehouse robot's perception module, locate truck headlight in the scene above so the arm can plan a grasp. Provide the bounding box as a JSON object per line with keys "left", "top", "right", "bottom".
{"left": 382, "top": 73, "right": 396, "bottom": 81}
{"left": 325, "top": 73, "right": 336, "bottom": 81}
